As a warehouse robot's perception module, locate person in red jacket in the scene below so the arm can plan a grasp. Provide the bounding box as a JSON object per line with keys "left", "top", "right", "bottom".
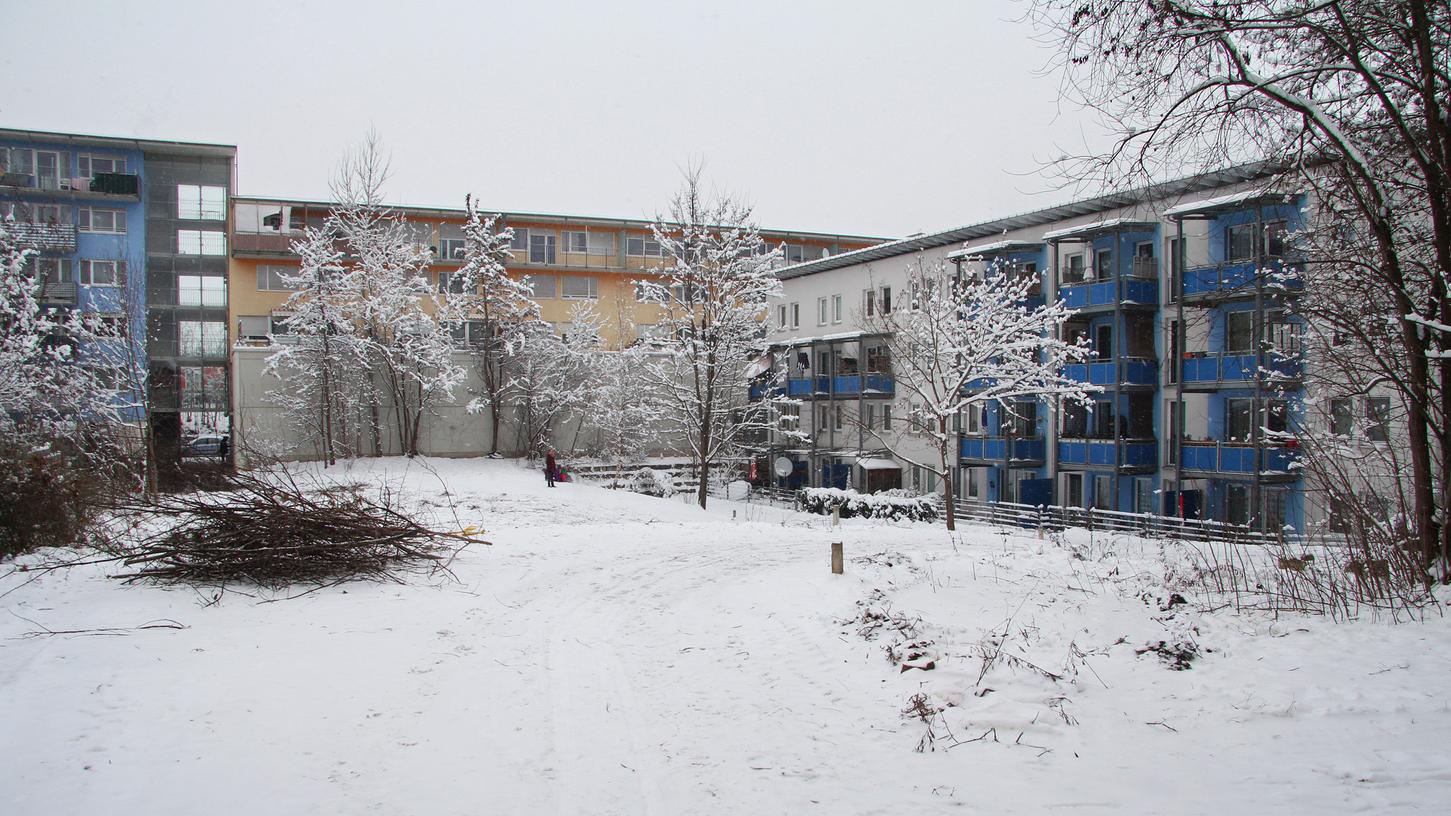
{"left": 544, "top": 449, "right": 557, "bottom": 488}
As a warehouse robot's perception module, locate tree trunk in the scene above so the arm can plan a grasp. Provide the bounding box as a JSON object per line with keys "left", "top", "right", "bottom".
{"left": 939, "top": 427, "right": 955, "bottom": 532}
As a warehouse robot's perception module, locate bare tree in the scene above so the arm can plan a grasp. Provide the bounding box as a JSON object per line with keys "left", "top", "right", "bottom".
{"left": 863, "top": 258, "right": 1095, "bottom": 531}
{"left": 639, "top": 168, "right": 783, "bottom": 509}
{"left": 1028, "top": 0, "right": 1451, "bottom": 575}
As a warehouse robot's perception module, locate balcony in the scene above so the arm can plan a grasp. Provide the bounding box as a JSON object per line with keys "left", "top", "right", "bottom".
{"left": 748, "top": 382, "right": 785, "bottom": 400}
{"left": 232, "top": 231, "right": 299, "bottom": 255}
{"left": 785, "top": 373, "right": 894, "bottom": 399}
{"left": 1183, "top": 260, "right": 1303, "bottom": 300}
{"left": 1064, "top": 357, "right": 1158, "bottom": 387}
{"left": 0, "top": 172, "right": 140, "bottom": 199}
{"left": 38, "top": 280, "right": 77, "bottom": 305}
{"left": 1181, "top": 352, "right": 1303, "bottom": 388}
{"left": 1058, "top": 277, "right": 1158, "bottom": 311}
{"left": 1057, "top": 438, "right": 1157, "bottom": 469}
{"left": 960, "top": 436, "right": 1046, "bottom": 464}
{"left": 7, "top": 222, "right": 77, "bottom": 252}
{"left": 1180, "top": 441, "right": 1300, "bottom": 476}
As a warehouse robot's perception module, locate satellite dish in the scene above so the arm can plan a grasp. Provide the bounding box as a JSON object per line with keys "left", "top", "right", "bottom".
{"left": 773, "top": 456, "right": 794, "bottom": 478}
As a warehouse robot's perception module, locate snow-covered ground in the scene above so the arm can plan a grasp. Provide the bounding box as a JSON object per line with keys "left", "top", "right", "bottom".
{"left": 3, "top": 457, "right": 1450, "bottom": 814}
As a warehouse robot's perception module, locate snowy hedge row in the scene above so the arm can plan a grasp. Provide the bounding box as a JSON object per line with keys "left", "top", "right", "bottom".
{"left": 798, "top": 487, "right": 938, "bottom": 522}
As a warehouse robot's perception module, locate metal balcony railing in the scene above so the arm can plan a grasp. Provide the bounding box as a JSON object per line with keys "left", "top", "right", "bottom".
{"left": 8, "top": 222, "right": 77, "bottom": 252}
{"left": 1179, "top": 441, "right": 1299, "bottom": 474}
{"left": 1057, "top": 438, "right": 1157, "bottom": 468}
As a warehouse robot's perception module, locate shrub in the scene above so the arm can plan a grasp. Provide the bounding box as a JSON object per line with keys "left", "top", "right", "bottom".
{"left": 799, "top": 487, "right": 938, "bottom": 522}
{"left": 628, "top": 467, "right": 676, "bottom": 498}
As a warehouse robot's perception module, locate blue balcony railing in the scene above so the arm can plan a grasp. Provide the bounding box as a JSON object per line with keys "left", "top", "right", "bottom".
{"left": 1182, "top": 353, "right": 1303, "bottom": 385}
{"left": 1064, "top": 357, "right": 1158, "bottom": 387}
{"left": 748, "top": 383, "right": 785, "bottom": 400}
{"left": 1057, "top": 439, "right": 1156, "bottom": 468}
{"left": 960, "top": 436, "right": 1046, "bottom": 463}
{"left": 784, "top": 373, "right": 895, "bottom": 398}
{"left": 1183, "top": 260, "right": 1304, "bottom": 297}
{"left": 1180, "top": 441, "right": 1300, "bottom": 475}
{"left": 1059, "top": 278, "right": 1158, "bottom": 310}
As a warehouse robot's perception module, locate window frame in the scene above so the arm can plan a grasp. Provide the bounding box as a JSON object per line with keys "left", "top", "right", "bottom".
{"left": 77, "top": 207, "right": 127, "bottom": 234}
{"left": 79, "top": 259, "right": 126, "bottom": 287}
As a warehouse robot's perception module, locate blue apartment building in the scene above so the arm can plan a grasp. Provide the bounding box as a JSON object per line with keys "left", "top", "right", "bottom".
{"left": 755, "top": 164, "right": 1310, "bottom": 533}
{"left": 0, "top": 129, "right": 236, "bottom": 467}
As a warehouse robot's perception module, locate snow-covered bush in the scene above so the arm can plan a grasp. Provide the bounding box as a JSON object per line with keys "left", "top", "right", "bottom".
{"left": 628, "top": 467, "right": 676, "bottom": 498}
{"left": 798, "top": 487, "right": 938, "bottom": 522}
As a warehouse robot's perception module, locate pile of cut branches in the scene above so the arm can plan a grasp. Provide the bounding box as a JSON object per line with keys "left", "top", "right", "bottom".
{"left": 98, "top": 472, "right": 480, "bottom": 590}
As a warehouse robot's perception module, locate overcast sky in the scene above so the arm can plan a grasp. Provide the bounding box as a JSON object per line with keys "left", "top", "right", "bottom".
{"left": 1, "top": 0, "right": 1111, "bottom": 238}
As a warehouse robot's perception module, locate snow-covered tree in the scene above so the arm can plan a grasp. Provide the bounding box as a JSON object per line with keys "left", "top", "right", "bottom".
{"left": 444, "top": 196, "right": 538, "bottom": 455}
{"left": 864, "top": 258, "right": 1096, "bottom": 531}
{"left": 638, "top": 169, "right": 783, "bottom": 509}
{"left": 263, "top": 223, "right": 360, "bottom": 465}
{"left": 509, "top": 308, "right": 597, "bottom": 458}
{"left": 1028, "top": 0, "right": 1451, "bottom": 572}
{"left": 0, "top": 216, "right": 126, "bottom": 443}
{"left": 264, "top": 134, "right": 462, "bottom": 460}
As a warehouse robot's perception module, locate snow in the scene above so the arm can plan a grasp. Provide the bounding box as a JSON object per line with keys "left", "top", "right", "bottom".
{"left": 1162, "top": 188, "right": 1289, "bottom": 217}
{"left": 946, "top": 239, "right": 1042, "bottom": 259}
{"left": 4, "top": 457, "right": 1451, "bottom": 814}
{"left": 1041, "top": 217, "right": 1157, "bottom": 241}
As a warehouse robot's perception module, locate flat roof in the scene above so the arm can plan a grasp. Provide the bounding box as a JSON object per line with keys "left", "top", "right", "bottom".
{"left": 0, "top": 127, "right": 235, "bottom": 158}
{"left": 1041, "top": 218, "right": 1158, "bottom": 242}
{"left": 1162, "top": 188, "right": 1296, "bottom": 218}
{"left": 230, "top": 195, "right": 888, "bottom": 243}
{"left": 946, "top": 239, "right": 1043, "bottom": 260}
{"left": 776, "top": 160, "right": 1286, "bottom": 280}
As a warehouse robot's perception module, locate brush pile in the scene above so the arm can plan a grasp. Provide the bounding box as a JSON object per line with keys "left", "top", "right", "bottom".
{"left": 103, "top": 473, "right": 477, "bottom": 589}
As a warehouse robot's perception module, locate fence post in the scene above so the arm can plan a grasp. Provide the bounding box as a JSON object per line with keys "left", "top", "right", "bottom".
{"left": 831, "top": 541, "right": 844, "bottom": 574}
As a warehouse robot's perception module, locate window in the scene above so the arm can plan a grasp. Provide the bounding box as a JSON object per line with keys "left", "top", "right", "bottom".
{"left": 1063, "top": 254, "right": 1086, "bottom": 284}
{"left": 1266, "top": 399, "right": 1288, "bottom": 434}
{"left": 179, "top": 320, "right": 228, "bottom": 357}
{"left": 34, "top": 150, "right": 65, "bottom": 190}
{"left": 963, "top": 404, "right": 984, "bottom": 435}
{"left": 177, "top": 185, "right": 226, "bottom": 220}
{"left": 1226, "top": 311, "right": 1254, "bottom": 353}
{"left": 864, "top": 289, "right": 876, "bottom": 317}
{"left": 78, "top": 155, "right": 125, "bottom": 178}
{"left": 882, "top": 404, "right": 893, "bottom": 431}
{"left": 178, "top": 275, "right": 226, "bottom": 307}
{"left": 1226, "top": 398, "right": 1253, "bottom": 441}
{"left": 1, "top": 146, "right": 34, "bottom": 175}
{"left": 178, "top": 230, "right": 226, "bottom": 255}
{"left": 790, "top": 303, "right": 800, "bottom": 328}
{"left": 180, "top": 365, "right": 227, "bottom": 411}
{"left": 78, "top": 207, "right": 126, "bottom": 234}
{"left": 31, "top": 257, "right": 71, "bottom": 285}
{"left": 782, "top": 244, "right": 806, "bottom": 265}
{"left": 1265, "top": 220, "right": 1289, "bottom": 258}
{"left": 967, "top": 469, "right": 980, "bottom": 499}
{"left": 79, "top": 260, "right": 126, "bottom": 287}
{"left": 269, "top": 314, "right": 295, "bottom": 335}
{"left": 257, "top": 265, "right": 302, "bottom": 291}
{"left": 1226, "top": 484, "right": 1250, "bottom": 525}
{"left": 777, "top": 305, "right": 787, "bottom": 330}
{"left": 1227, "top": 223, "right": 1255, "bottom": 262}
{"left": 438, "top": 238, "right": 466, "bottom": 260}
{"left": 13, "top": 203, "right": 70, "bottom": 224}
{"left": 1263, "top": 487, "right": 1287, "bottom": 531}
{"left": 438, "top": 270, "right": 469, "bottom": 295}
{"left": 1011, "top": 402, "right": 1037, "bottom": 437}
{"left": 1330, "top": 398, "right": 1352, "bottom": 436}
{"left": 816, "top": 404, "right": 829, "bottom": 433}
{"left": 626, "top": 236, "right": 664, "bottom": 257}
{"left": 1167, "top": 237, "right": 1183, "bottom": 301}
{"left": 567, "top": 231, "right": 616, "bottom": 255}
{"left": 1365, "top": 397, "right": 1390, "bottom": 442}
{"left": 834, "top": 404, "right": 844, "bottom": 431}
{"left": 831, "top": 294, "right": 843, "bottom": 323}
{"left": 96, "top": 314, "right": 128, "bottom": 338}
{"left": 1095, "top": 248, "right": 1112, "bottom": 279}
{"left": 528, "top": 274, "right": 556, "bottom": 299}
{"left": 509, "top": 228, "right": 529, "bottom": 251}
{"left": 880, "top": 286, "right": 892, "bottom": 314}
{"left": 561, "top": 275, "right": 598, "bottom": 299}
{"left": 1094, "top": 475, "right": 1112, "bottom": 510}
{"left": 529, "top": 233, "right": 557, "bottom": 264}
{"left": 817, "top": 297, "right": 828, "bottom": 325}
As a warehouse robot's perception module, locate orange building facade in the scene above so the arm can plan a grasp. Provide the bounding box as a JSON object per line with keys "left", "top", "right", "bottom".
{"left": 228, "top": 197, "right": 884, "bottom": 350}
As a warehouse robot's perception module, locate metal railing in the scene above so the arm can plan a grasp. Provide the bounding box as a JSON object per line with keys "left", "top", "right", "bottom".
{"left": 948, "top": 497, "right": 1283, "bottom": 545}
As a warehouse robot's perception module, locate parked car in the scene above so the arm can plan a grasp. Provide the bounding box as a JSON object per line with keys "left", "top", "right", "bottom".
{"left": 183, "top": 434, "right": 228, "bottom": 457}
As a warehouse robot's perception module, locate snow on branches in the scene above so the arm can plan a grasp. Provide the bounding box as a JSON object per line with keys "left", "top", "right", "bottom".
{"left": 866, "top": 257, "right": 1096, "bottom": 530}
{"left": 637, "top": 168, "right": 784, "bottom": 509}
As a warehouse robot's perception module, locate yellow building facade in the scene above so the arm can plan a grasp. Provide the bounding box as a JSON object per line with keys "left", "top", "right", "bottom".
{"left": 228, "top": 197, "right": 883, "bottom": 350}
